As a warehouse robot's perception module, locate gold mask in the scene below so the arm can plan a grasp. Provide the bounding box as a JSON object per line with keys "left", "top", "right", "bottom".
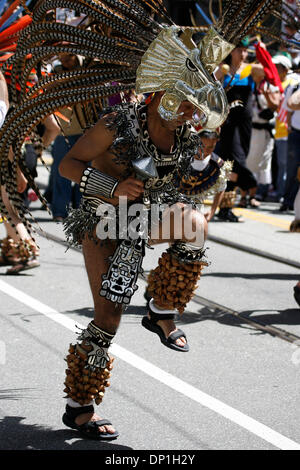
{"left": 136, "top": 26, "right": 234, "bottom": 129}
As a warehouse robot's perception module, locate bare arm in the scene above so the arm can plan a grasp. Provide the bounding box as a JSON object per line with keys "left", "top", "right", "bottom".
{"left": 59, "top": 116, "right": 144, "bottom": 200}
{"left": 7, "top": 147, "right": 28, "bottom": 193}
{"left": 263, "top": 90, "right": 281, "bottom": 111}
{"left": 42, "top": 114, "right": 60, "bottom": 147}
{"left": 251, "top": 63, "right": 264, "bottom": 84}
{"left": 59, "top": 117, "right": 115, "bottom": 184}
{"left": 205, "top": 191, "right": 224, "bottom": 222}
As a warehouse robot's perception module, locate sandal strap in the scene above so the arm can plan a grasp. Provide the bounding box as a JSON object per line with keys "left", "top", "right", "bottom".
{"left": 93, "top": 419, "right": 112, "bottom": 427}
{"left": 149, "top": 310, "right": 175, "bottom": 323}
{"left": 6, "top": 261, "right": 38, "bottom": 274}
{"left": 78, "top": 419, "right": 112, "bottom": 434}
{"left": 168, "top": 329, "right": 186, "bottom": 342}
{"left": 149, "top": 302, "right": 175, "bottom": 322}
{"left": 65, "top": 404, "right": 94, "bottom": 419}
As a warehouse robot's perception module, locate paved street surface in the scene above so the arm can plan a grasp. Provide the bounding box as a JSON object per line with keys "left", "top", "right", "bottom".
{"left": 0, "top": 163, "right": 300, "bottom": 450}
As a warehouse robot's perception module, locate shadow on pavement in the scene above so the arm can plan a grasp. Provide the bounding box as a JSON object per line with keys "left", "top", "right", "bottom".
{"left": 0, "top": 389, "right": 37, "bottom": 401}
{"left": 0, "top": 272, "right": 35, "bottom": 277}
{"left": 236, "top": 308, "right": 300, "bottom": 326}
{"left": 192, "top": 306, "right": 300, "bottom": 331}
{"left": 177, "top": 306, "right": 253, "bottom": 330}
{"left": 65, "top": 302, "right": 300, "bottom": 332}
{"left": 68, "top": 306, "right": 148, "bottom": 318}
{"left": 0, "top": 416, "right": 133, "bottom": 450}
{"left": 67, "top": 306, "right": 94, "bottom": 317}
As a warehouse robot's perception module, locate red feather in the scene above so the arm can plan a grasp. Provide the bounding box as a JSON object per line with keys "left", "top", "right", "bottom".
{"left": 255, "top": 42, "right": 284, "bottom": 93}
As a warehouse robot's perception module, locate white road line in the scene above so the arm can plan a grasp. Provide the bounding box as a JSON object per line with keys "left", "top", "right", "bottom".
{"left": 1, "top": 278, "right": 299, "bottom": 450}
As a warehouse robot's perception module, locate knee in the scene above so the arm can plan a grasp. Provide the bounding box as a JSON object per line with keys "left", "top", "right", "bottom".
{"left": 193, "top": 211, "right": 208, "bottom": 241}
{"left": 161, "top": 203, "right": 207, "bottom": 245}
{"left": 183, "top": 209, "right": 207, "bottom": 246}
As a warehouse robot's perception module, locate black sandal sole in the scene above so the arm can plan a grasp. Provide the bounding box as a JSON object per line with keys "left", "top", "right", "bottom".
{"left": 6, "top": 260, "right": 40, "bottom": 275}
{"left": 142, "top": 316, "right": 189, "bottom": 352}
{"left": 62, "top": 413, "right": 119, "bottom": 441}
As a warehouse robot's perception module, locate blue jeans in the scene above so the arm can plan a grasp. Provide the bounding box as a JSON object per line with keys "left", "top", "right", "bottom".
{"left": 51, "top": 134, "right": 82, "bottom": 218}
{"left": 275, "top": 139, "right": 288, "bottom": 199}
{"left": 283, "top": 129, "right": 300, "bottom": 207}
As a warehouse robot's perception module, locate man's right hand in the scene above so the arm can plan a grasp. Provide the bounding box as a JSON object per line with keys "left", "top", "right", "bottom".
{"left": 114, "top": 176, "right": 144, "bottom": 200}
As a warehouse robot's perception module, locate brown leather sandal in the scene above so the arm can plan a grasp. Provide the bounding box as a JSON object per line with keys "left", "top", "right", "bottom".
{"left": 6, "top": 239, "right": 40, "bottom": 275}
{"left": 62, "top": 404, "right": 119, "bottom": 441}
{"left": 0, "top": 237, "right": 18, "bottom": 266}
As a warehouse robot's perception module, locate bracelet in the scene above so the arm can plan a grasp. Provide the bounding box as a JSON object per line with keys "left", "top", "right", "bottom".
{"left": 79, "top": 167, "right": 119, "bottom": 199}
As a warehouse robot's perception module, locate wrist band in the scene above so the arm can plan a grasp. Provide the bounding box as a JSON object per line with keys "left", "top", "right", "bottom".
{"left": 79, "top": 167, "right": 119, "bottom": 199}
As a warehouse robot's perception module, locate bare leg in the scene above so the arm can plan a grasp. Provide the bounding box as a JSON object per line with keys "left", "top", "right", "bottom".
{"left": 238, "top": 189, "right": 248, "bottom": 207}
{"left": 149, "top": 203, "right": 207, "bottom": 347}
{"left": 75, "top": 234, "right": 122, "bottom": 434}
{"left": 150, "top": 203, "right": 207, "bottom": 245}
{"left": 3, "top": 219, "right": 19, "bottom": 241}
{"left": 249, "top": 187, "right": 260, "bottom": 207}
{"left": 82, "top": 235, "right": 123, "bottom": 332}
{"left": 290, "top": 186, "right": 300, "bottom": 232}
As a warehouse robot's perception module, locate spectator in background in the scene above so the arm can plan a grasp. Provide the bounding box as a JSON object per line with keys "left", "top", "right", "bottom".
{"left": 47, "top": 53, "right": 84, "bottom": 221}
{"left": 280, "top": 75, "right": 300, "bottom": 212}
{"left": 245, "top": 43, "right": 282, "bottom": 204}
{"left": 22, "top": 114, "right": 60, "bottom": 207}
{"left": 215, "top": 39, "right": 262, "bottom": 221}
{"left": 174, "top": 129, "right": 231, "bottom": 222}
{"left": 288, "top": 47, "right": 300, "bottom": 70}
{"left": 0, "top": 70, "right": 41, "bottom": 274}
{"left": 286, "top": 86, "right": 300, "bottom": 232}
{"left": 163, "top": 0, "right": 197, "bottom": 25}
{"left": 273, "top": 54, "right": 297, "bottom": 202}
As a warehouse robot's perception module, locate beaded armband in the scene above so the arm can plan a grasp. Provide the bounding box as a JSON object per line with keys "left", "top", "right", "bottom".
{"left": 79, "top": 167, "right": 119, "bottom": 199}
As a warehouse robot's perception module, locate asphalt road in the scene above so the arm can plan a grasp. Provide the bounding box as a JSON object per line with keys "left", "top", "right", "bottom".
{"left": 0, "top": 206, "right": 300, "bottom": 450}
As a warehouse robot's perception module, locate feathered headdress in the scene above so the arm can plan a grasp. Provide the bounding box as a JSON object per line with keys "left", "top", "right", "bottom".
{"left": 0, "top": 0, "right": 295, "bottom": 235}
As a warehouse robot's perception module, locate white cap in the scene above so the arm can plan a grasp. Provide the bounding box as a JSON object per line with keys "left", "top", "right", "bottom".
{"left": 272, "top": 55, "right": 292, "bottom": 70}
